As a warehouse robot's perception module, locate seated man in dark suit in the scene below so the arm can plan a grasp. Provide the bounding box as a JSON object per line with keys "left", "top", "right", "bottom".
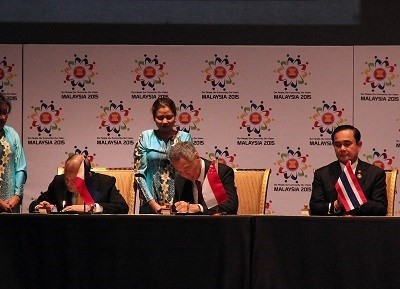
{"left": 168, "top": 141, "right": 238, "bottom": 215}
{"left": 29, "top": 154, "right": 129, "bottom": 214}
{"left": 309, "top": 125, "right": 387, "bottom": 216}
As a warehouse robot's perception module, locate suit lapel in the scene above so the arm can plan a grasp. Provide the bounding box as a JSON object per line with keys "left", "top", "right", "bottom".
{"left": 175, "top": 175, "right": 185, "bottom": 195}
{"left": 175, "top": 175, "right": 193, "bottom": 202}
{"left": 203, "top": 158, "right": 211, "bottom": 180}
{"left": 91, "top": 172, "right": 100, "bottom": 191}
{"left": 330, "top": 161, "right": 342, "bottom": 183}
{"left": 355, "top": 161, "right": 366, "bottom": 187}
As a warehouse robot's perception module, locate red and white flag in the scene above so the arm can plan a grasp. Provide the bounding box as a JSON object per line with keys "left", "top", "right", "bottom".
{"left": 73, "top": 160, "right": 95, "bottom": 205}
{"left": 335, "top": 161, "right": 367, "bottom": 212}
{"left": 202, "top": 161, "right": 229, "bottom": 209}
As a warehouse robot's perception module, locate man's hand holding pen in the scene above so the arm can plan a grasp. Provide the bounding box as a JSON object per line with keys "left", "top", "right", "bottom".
{"left": 174, "top": 201, "right": 201, "bottom": 214}
{"left": 35, "top": 201, "right": 55, "bottom": 213}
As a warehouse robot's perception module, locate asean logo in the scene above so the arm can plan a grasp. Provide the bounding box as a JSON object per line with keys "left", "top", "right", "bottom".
{"left": 98, "top": 100, "right": 132, "bottom": 136}
{"left": 275, "top": 147, "right": 310, "bottom": 183}
{"left": 0, "top": 57, "right": 17, "bottom": 92}
{"left": 274, "top": 54, "right": 310, "bottom": 91}
{"left": 206, "top": 146, "right": 238, "bottom": 169}
{"left": 29, "top": 100, "right": 63, "bottom": 136}
{"left": 65, "top": 146, "right": 96, "bottom": 167}
{"left": 62, "top": 54, "right": 97, "bottom": 91}
{"left": 364, "top": 149, "right": 395, "bottom": 170}
{"left": 132, "top": 54, "right": 167, "bottom": 91}
{"left": 239, "top": 101, "right": 273, "bottom": 137}
{"left": 175, "top": 101, "right": 202, "bottom": 133}
{"left": 203, "top": 54, "right": 237, "bottom": 91}
{"left": 363, "top": 56, "right": 398, "bottom": 93}
{"left": 310, "top": 101, "right": 345, "bottom": 137}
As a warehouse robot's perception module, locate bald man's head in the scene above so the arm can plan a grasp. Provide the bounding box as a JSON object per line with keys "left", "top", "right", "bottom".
{"left": 64, "top": 154, "right": 84, "bottom": 192}
{"left": 65, "top": 154, "right": 84, "bottom": 175}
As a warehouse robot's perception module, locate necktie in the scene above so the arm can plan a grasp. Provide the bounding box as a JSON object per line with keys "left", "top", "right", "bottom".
{"left": 195, "top": 180, "right": 204, "bottom": 205}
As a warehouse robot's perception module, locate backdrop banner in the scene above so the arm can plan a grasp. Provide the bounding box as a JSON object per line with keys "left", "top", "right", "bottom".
{"left": 12, "top": 44, "right": 398, "bottom": 214}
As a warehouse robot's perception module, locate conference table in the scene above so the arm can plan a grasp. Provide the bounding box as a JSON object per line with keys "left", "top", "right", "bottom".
{"left": 2, "top": 214, "right": 400, "bottom": 289}
{"left": 252, "top": 216, "right": 400, "bottom": 289}
{"left": 1, "top": 214, "right": 251, "bottom": 289}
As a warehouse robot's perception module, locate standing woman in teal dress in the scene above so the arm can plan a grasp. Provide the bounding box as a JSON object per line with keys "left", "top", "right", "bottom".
{"left": 0, "top": 92, "right": 27, "bottom": 213}
{"left": 134, "top": 97, "right": 192, "bottom": 214}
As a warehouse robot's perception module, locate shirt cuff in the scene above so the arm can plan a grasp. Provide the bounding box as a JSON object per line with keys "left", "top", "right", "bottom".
{"left": 94, "top": 203, "right": 104, "bottom": 213}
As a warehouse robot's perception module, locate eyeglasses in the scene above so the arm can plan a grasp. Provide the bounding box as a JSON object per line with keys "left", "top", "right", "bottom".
{"left": 155, "top": 115, "right": 174, "bottom": 121}
{"left": 176, "top": 159, "right": 197, "bottom": 175}
{"left": 333, "top": 141, "right": 354, "bottom": 148}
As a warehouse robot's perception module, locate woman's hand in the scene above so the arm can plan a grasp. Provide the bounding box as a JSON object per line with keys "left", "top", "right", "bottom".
{"left": 0, "top": 199, "right": 11, "bottom": 212}
{"left": 149, "top": 200, "right": 162, "bottom": 214}
{"left": 7, "top": 195, "right": 21, "bottom": 210}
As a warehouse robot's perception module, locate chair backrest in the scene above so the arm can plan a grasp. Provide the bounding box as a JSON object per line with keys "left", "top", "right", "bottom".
{"left": 57, "top": 166, "right": 136, "bottom": 214}
{"left": 234, "top": 168, "right": 271, "bottom": 215}
{"left": 385, "top": 169, "right": 398, "bottom": 216}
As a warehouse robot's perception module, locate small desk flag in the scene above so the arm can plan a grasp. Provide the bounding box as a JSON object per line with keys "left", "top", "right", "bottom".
{"left": 335, "top": 161, "right": 367, "bottom": 212}
{"left": 202, "top": 161, "right": 229, "bottom": 209}
{"left": 73, "top": 159, "right": 100, "bottom": 205}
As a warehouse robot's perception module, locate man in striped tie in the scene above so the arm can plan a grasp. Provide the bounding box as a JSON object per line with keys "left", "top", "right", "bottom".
{"left": 309, "top": 125, "right": 387, "bottom": 216}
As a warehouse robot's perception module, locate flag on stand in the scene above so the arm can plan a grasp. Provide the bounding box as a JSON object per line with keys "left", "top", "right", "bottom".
{"left": 202, "top": 161, "right": 229, "bottom": 209}
{"left": 335, "top": 161, "right": 367, "bottom": 212}
{"left": 73, "top": 159, "right": 100, "bottom": 205}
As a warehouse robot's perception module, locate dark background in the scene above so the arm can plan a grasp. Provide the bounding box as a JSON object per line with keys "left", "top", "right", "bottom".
{"left": 1, "top": 1, "right": 399, "bottom": 45}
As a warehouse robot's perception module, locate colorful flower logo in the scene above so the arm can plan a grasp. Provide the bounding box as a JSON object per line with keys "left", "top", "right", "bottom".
{"left": 275, "top": 147, "right": 310, "bottom": 183}
{"left": 274, "top": 54, "right": 309, "bottom": 91}
{"left": 206, "top": 146, "right": 238, "bottom": 168}
{"left": 98, "top": 100, "right": 132, "bottom": 136}
{"left": 28, "top": 100, "right": 63, "bottom": 136}
{"left": 398, "top": 117, "right": 400, "bottom": 133}
{"left": 0, "top": 57, "right": 16, "bottom": 92}
{"left": 132, "top": 54, "right": 167, "bottom": 91}
{"left": 264, "top": 199, "right": 274, "bottom": 215}
{"left": 364, "top": 148, "right": 395, "bottom": 170}
{"left": 62, "top": 54, "right": 96, "bottom": 91}
{"left": 362, "top": 56, "right": 398, "bottom": 93}
{"left": 239, "top": 101, "right": 273, "bottom": 137}
{"left": 310, "top": 101, "right": 345, "bottom": 137}
{"left": 175, "top": 100, "right": 202, "bottom": 133}
{"left": 65, "top": 146, "right": 97, "bottom": 167}
{"left": 203, "top": 54, "right": 237, "bottom": 91}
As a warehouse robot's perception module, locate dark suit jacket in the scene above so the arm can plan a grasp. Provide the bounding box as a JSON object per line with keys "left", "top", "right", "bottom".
{"left": 174, "top": 158, "right": 238, "bottom": 214}
{"left": 29, "top": 172, "right": 129, "bottom": 214}
{"left": 310, "top": 159, "right": 387, "bottom": 216}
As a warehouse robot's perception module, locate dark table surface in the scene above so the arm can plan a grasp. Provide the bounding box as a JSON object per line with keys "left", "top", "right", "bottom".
{"left": 252, "top": 215, "right": 400, "bottom": 289}
{"left": 0, "top": 214, "right": 252, "bottom": 289}
{"left": 2, "top": 214, "right": 400, "bottom": 289}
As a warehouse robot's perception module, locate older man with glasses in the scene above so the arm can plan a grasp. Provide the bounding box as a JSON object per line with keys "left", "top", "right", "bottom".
{"left": 168, "top": 141, "right": 238, "bottom": 215}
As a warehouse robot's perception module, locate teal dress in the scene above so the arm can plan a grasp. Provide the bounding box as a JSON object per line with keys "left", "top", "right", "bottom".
{"left": 0, "top": 126, "right": 27, "bottom": 210}
{"left": 133, "top": 129, "right": 192, "bottom": 211}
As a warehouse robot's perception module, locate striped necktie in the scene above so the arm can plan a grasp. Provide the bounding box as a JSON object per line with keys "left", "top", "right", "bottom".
{"left": 195, "top": 180, "right": 204, "bottom": 205}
